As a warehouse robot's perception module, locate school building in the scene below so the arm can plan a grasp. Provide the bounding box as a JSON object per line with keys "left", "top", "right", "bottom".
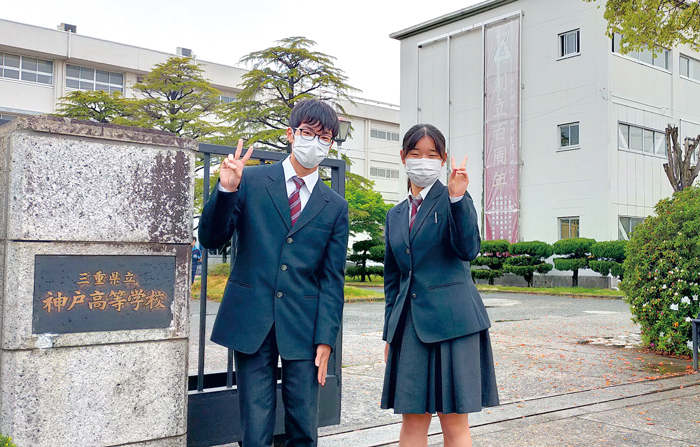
{"left": 391, "top": 0, "right": 700, "bottom": 243}
{"left": 0, "top": 18, "right": 403, "bottom": 204}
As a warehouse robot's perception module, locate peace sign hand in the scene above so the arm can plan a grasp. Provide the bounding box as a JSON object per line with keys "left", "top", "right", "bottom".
{"left": 220, "top": 138, "right": 253, "bottom": 192}
{"left": 448, "top": 156, "right": 470, "bottom": 198}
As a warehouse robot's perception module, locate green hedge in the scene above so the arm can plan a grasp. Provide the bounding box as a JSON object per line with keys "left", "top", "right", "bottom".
{"left": 471, "top": 239, "right": 510, "bottom": 285}
{"left": 589, "top": 240, "right": 628, "bottom": 279}
{"left": 552, "top": 237, "right": 596, "bottom": 287}
{"left": 0, "top": 434, "right": 16, "bottom": 447}
{"left": 346, "top": 266, "right": 383, "bottom": 281}
{"left": 621, "top": 186, "right": 700, "bottom": 356}
{"left": 503, "top": 241, "right": 553, "bottom": 287}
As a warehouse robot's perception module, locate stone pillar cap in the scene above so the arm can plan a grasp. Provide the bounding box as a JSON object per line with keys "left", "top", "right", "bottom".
{"left": 0, "top": 115, "right": 198, "bottom": 150}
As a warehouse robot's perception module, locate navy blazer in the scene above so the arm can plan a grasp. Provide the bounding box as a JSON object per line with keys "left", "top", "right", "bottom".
{"left": 383, "top": 181, "right": 491, "bottom": 344}
{"left": 198, "top": 160, "right": 349, "bottom": 360}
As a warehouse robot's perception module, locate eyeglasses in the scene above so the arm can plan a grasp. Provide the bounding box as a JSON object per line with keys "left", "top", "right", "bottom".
{"left": 293, "top": 127, "right": 333, "bottom": 147}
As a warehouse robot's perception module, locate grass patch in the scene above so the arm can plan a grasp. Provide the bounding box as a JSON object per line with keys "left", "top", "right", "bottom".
{"left": 192, "top": 275, "right": 383, "bottom": 302}
{"left": 192, "top": 275, "right": 622, "bottom": 302}
{"left": 344, "top": 286, "right": 383, "bottom": 301}
{"left": 345, "top": 275, "right": 384, "bottom": 285}
{"left": 345, "top": 280, "right": 384, "bottom": 288}
{"left": 191, "top": 275, "right": 227, "bottom": 302}
{"left": 476, "top": 285, "right": 625, "bottom": 298}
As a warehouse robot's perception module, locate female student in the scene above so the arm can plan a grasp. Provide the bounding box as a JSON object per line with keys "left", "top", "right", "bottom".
{"left": 381, "top": 124, "right": 499, "bottom": 447}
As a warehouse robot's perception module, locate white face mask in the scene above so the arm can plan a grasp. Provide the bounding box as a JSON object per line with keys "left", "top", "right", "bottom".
{"left": 405, "top": 158, "right": 443, "bottom": 188}
{"left": 292, "top": 136, "right": 329, "bottom": 169}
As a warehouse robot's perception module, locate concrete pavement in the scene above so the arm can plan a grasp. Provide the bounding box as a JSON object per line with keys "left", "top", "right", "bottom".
{"left": 191, "top": 293, "right": 699, "bottom": 447}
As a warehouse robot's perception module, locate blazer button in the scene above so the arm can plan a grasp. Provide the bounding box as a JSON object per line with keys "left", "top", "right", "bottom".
{"left": 287, "top": 237, "right": 293, "bottom": 244}
{"left": 412, "top": 293, "right": 417, "bottom": 299}
{"left": 280, "top": 264, "right": 288, "bottom": 271}
{"left": 405, "top": 248, "right": 410, "bottom": 255}
{"left": 276, "top": 292, "right": 283, "bottom": 298}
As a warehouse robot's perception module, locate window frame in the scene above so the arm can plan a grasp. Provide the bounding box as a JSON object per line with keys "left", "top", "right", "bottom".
{"left": 617, "top": 121, "right": 667, "bottom": 158}
{"left": 558, "top": 29, "right": 581, "bottom": 60}
{"left": 370, "top": 128, "right": 400, "bottom": 142}
{"left": 680, "top": 54, "right": 700, "bottom": 83}
{"left": 557, "top": 122, "right": 580, "bottom": 151}
{"left": 618, "top": 216, "right": 645, "bottom": 240}
{"left": 0, "top": 52, "right": 53, "bottom": 86}
{"left": 558, "top": 217, "right": 580, "bottom": 240}
{"left": 611, "top": 33, "right": 671, "bottom": 72}
{"left": 369, "top": 166, "right": 400, "bottom": 180}
{"left": 65, "top": 64, "right": 124, "bottom": 93}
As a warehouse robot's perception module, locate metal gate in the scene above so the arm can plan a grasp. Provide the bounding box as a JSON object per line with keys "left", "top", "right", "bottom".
{"left": 188, "top": 143, "right": 345, "bottom": 447}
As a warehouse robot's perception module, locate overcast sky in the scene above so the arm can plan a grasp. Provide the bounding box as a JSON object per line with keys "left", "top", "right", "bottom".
{"left": 1, "top": 0, "right": 484, "bottom": 105}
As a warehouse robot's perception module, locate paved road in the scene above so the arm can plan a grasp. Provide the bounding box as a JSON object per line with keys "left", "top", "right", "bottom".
{"left": 190, "top": 293, "right": 698, "bottom": 446}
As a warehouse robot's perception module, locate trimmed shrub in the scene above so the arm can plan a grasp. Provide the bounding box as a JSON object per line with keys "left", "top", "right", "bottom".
{"left": 0, "top": 434, "right": 15, "bottom": 447}
{"left": 503, "top": 241, "right": 553, "bottom": 287}
{"left": 590, "top": 240, "right": 628, "bottom": 279}
{"left": 552, "top": 238, "right": 596, "bottom": 287}
{"left": 471, "top": 239, "right": 510, "bottom": 285}
{"left": 621, "top": 186, "right": 700, "bottom": 356}
{"left": 367, "top": 266, "right": 384, "bottom": 278}
{"left": 348, "top": 239, "right": 384, "bottom": 282}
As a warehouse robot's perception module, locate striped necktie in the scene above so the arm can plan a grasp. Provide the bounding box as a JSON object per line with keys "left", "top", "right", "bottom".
{"left": 409, "top": 195, "right": 423, "bottom": 232}
{"left": 289, "top": 176, "right": 305, "bottom": 226}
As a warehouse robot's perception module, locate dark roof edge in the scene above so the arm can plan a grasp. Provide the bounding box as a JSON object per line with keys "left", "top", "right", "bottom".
{"left": 390, "top": 0, "right": 519, "bottom": 40}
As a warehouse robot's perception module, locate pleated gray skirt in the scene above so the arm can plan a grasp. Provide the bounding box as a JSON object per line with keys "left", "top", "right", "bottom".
{"left": 381, "top": 301, "right": 500, "bottom": 414}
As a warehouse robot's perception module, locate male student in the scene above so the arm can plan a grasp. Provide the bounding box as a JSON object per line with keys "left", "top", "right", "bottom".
{"left": 198, "top": 99, "right": 349, "bottom": 447}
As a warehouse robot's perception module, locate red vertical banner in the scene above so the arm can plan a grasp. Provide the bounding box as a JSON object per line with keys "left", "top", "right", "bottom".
{"left": 484, "top": 16, "right": 520, "bottom": 243}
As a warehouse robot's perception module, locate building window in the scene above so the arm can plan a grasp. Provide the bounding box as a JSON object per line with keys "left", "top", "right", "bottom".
{"left": 612, "top": 33, "right": 670, "bottom": 70}
{"left": 0, "top": 52, "right": 53, "bottom": 85}
{"left": 558, "top": 123, "right": 579, "bottom": 149}
{"left": 618, "top": 216, "right": 644, "bottom": 240}
{"left": 370, "top": 166, "right": 400, "bottom": 179}
{"left": 66, "top": 64, "right": 123, "bottom": 93}
{"left": 618, "top": 123, "right": 666, "bottom": 156}
{"left": 559, "top": 217, "right": 580, "bottom": 240}
{"left": 559, "top": 30, "right": 580, "bottom": 58}
{"left": 371, "top": 129, "right": 400, "bottom": 142}
{"left": 680, "top": 55, "right": 700, "bottom": 82}
{"left": 219, "top": 94, "right": 235, "bottom": 104}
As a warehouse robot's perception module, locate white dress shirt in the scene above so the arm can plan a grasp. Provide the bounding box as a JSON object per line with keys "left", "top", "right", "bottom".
{"left": 280, "top": 156, "right": 318, "bottom": 212}
{"left": 218, "top": 156, "right": 319, "bottom": 213}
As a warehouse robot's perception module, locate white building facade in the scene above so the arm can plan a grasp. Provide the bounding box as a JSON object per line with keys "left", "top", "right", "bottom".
{"left": 0, "top": 18, "right": 403, "bottom": 205}
{"left": 0, "top": 19, "right": 247, "bottom": 119}
{"left": 339, "top": 98, "right": 402, "bottom": 204}
{"left": 391, "top": 0, "right": 700, "bottom": 244}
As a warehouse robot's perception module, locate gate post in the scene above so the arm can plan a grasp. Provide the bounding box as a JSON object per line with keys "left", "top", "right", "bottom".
{"left": 0, "top": 116, "right": 194, "bottom": 446}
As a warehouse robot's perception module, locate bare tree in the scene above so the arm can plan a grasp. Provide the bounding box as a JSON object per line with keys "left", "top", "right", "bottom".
{"left": 663, "top": 125, "right": 700, "bottom": 192}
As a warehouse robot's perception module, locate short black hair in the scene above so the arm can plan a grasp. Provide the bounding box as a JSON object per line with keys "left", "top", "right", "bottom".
{"left": 192, "top": 237, "right": 197, "bottom": 242}
{"left": 289, "top": 99, "right": 339, "bottom": 139}
{"left": 401, "top": 124, "right": 446, "bottom": 159}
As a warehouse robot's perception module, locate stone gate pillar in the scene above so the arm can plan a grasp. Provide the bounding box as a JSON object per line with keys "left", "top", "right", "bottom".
{"left": 0, "top": 116, "right": 194, "bottom": 447}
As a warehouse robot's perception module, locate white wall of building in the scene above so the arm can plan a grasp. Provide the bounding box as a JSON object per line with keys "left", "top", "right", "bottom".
{"left": 0, "top": 18, "right": 247, "bottom": 118}
{"left": 339, "top": 98, "right": 402, "bottom": 204}
{"left": 392, "top": 0, "right": 700, "bottom": 244}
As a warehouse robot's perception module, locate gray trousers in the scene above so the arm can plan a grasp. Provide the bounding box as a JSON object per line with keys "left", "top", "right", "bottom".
{"left": 234, "top": 326, "right": 320, "bottom": 447}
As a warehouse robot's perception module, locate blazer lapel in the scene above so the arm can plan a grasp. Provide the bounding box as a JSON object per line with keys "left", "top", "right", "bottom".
{"left": 410, "top": 181, "right": 444, "bottom": 244}
{"left": 266, "top": 162, "right": 292, "bottom": 231}
{"left": 287, "top": 183, "right": 329, "bottom": 237}
{"left": 395, "top": 200, "right": 410, "bottom": 247}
